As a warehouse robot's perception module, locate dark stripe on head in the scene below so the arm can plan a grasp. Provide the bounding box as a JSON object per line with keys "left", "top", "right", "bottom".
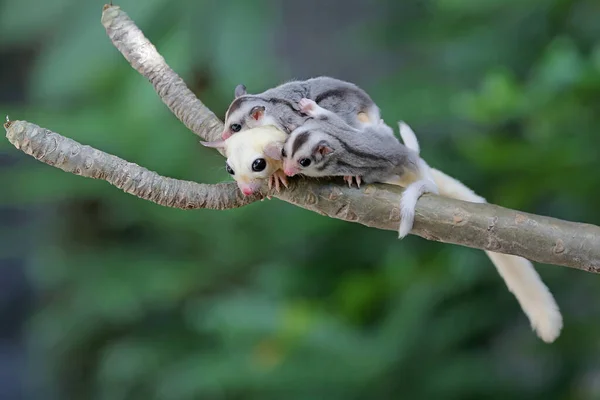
{"left": 291, "top": 131, "right": 311, "bottom": 157}
{"left": 226, "top": 94, "right": 306, "bottom": 122}
{"left": 226, "top": 96, "right": 253, "bottom": 117}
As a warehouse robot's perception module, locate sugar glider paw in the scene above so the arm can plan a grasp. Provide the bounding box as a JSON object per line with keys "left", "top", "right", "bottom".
{"left": 268, "top": 170, "right": 289, "bottom": 192}
{"left": 343, "top": 175, "right": 362, "bottom": 188}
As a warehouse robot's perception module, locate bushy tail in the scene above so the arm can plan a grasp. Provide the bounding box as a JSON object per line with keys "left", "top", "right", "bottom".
{"left": 396, "top": 123, "right": 439, "bottom": 238}
{"left": 397, "top": 121, "right": 562, "bottom": 341}
{"left": 398, "top": 121, "right": 420, "bottom": 153}
{"left": 398, "top": 163, "right": 439, "bottom": 238}
{"left": 430, "top": 168, "right": 563, "bottom": 342}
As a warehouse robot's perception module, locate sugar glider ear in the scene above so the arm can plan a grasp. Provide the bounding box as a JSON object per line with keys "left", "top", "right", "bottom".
{"left": 316, "top": 141, "right": 333, "bottom": 156}
{"left": 250, "top": 105, "right": 265, "bottom": 121}
{"left": 200, "top": 139, "right": 227, "bottom": 150}
{"left": 264, "top": 141, "right": 284, "bottom": 161}
{"left": 234, "top": 84, "right": 247, "bottom": 98}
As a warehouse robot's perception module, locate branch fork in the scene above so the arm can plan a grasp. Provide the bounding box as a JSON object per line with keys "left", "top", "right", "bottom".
{"left": 3, "top": 4, "right": 599, "bottom": 273}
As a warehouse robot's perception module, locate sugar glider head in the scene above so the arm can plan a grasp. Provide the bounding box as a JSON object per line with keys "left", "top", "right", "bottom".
{"left": 281, "top": 123, "right": 335, "bottom": 178}
{"left": 222, "top": 84, "right": 279, "bottom": 140}
{"left": 201, "top": 126, "right": 287, "bottom": 196}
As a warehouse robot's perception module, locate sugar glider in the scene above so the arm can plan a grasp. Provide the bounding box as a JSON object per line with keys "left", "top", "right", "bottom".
{"left": 222, "top": 76, "right": 381, "bottom": 139}
{"left": 201, "top": 126, "right": 288, "bottom": 196}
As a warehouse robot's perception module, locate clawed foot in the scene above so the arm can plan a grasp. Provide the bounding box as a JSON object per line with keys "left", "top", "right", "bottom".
{"left": 268, "top": 170, "right": 289, "bottom": 192}
{"left": 299, "top": 98, "right": 318, "bottom": 115}
{"left": 343, "top": 175, "right": 362, "bottom": 188}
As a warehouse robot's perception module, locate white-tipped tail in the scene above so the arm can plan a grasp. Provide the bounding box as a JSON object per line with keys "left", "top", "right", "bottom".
{"left": 484, "top": 251, "right": 562, "bottom": 342}
{"left": 398, "top": 160, "right": 439, "bottom": 239}
{"left": 398, "top": 121, "right": 421, "bottom": 154}
{"left": 430, "top": 168, "right": 563, "bottom": 342}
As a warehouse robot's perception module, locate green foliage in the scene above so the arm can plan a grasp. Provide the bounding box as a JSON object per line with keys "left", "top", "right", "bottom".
{"left": 1, "top": 0, "right": 600, "bottom": 399}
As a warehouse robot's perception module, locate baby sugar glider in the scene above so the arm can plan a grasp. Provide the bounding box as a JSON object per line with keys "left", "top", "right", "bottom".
{"left": 201, "top": 126, "right": 289, "bottom": 196}
{"left": 282, "top": 98, "right": 439, "bottom": 238}
{"left": 222, "top": 76, "right": 381, "bottom": 139}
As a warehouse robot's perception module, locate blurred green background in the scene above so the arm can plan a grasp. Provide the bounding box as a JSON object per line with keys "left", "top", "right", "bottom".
{"left": 1, "top": 0, "right": 599, "bottom": 399}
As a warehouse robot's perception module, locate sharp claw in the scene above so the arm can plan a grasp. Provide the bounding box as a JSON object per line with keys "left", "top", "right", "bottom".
{"left": 280, "top": 174, "right": 289, "bottom": 188}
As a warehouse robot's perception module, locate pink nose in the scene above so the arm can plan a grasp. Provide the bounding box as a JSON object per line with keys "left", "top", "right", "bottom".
{"left": 222, "top": 131, "right": 232, "bottom": 140}
{"left": 283, "top": 167, "right": 297, "bottom": 177}
{"left": 242, "top": 187, "right": 254, "bottom": 196}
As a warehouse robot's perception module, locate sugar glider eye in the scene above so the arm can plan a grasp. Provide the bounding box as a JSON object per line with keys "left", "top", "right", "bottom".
{"left": 281, "top": 148, "right": 287, "bottom": 158}
{"left": 230, "top": 123, "right": 242, "bottom": 132}
{"left": 299, "top": 158, "right": 311, "bottom": 167}
{"left": 252, "top": 158, "right": 267, "bottom": 172}
{"left": 225, "top": 162, "right": 234, "bottom": 175}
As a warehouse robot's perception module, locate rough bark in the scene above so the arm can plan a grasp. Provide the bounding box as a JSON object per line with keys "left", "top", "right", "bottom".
{"left": 5, "top": 120, "right": 600, "bottom": 273}
{"left": 101, "top": 4, "right": 224, "bottom": 142}
{"left": 5, "top": 120, "right": 257, "bottom": 209}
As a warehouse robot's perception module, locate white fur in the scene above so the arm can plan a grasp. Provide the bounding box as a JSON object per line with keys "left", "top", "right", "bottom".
{"left": 430, "top": 168, "right": 562, "bottom": 342}
{"left": 398, "top": 121, "right": 420, "bottom": 154}
{"left": 398, "top": 160, "right": 439, "bottom": 238}
{"left": 394, "top": 121, "right": 562, "bottom": 342}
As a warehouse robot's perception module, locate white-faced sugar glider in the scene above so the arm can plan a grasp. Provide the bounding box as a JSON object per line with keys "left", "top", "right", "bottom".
{"left": 201, "top": 125, "right": 288, "bottom": 196}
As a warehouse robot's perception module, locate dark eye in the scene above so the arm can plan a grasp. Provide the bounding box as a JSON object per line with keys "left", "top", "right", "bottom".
{"left": 225, "top": 163, "right": 234, "bottom": 175}
{"left": 281, "top": 148, "right": 287, "bottom": 158}
{"left": 230, "top": 123, "right": 242, "bottom": 132}
{"left": 299, "top": 158, "right": 311, "bottom": 167}
{"left": 252, "top": 158, "right": 267, "bottom": 172}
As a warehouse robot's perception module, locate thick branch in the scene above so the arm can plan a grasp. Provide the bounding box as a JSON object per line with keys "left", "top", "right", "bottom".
{"left": 277, "top": 180, "right": 600, "bottom": 273}
{"left": 4, "top": 120, "right": 257, "bottom": 209}
{"left": 6, "top": 120, "right": 600, "bottom": 273}
{"left": 101, "top": 4, "right": 224, "bottom": 142}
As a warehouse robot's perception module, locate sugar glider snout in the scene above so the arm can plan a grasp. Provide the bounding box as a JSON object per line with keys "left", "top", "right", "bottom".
{"left": 237, "top": 180, "right": 261, "bottom": 196}
{"left": 283, "top": 161, "right": 299, "bottom": 177}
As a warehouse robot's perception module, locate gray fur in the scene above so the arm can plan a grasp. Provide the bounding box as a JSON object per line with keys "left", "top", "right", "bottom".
{"left": 283, "top": 107, "right": 420, "bottom": 184}
{"left": 223, "top": 76, "right": 381, "bottom": 137}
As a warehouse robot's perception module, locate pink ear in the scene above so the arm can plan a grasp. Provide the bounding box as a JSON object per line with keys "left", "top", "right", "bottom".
{"left": 317, "top": 144, "right": 333, "bottom": 156}
{"left": 200, "top": 139, "right": 227, "bottom": 150}
{"left": 250, "top": 106, "right": 265, "bottom": 121}
{"left": 264, "top": 142, "right": 283, "bottom": 160}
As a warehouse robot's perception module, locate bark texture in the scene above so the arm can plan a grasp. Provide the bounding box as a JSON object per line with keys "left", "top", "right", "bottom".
{"left": 6, "top": 120, "right": 600, "bottom": 272}
{"left": 5, "top": 120, "right": 257, "bottom": 210}
{"left": 101, "top": 4, "right": 224, "bottom": 142}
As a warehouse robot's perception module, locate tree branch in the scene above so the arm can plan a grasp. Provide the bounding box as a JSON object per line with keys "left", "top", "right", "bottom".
{"left": 4, "top": 120, "right": 257, "bottom": 209}
{"left": 5, "top": 120, "right": 600, "bottom": 273}
{"left": 4, "top": 3, "right": 599, "bottom": 274}
{"left": 101, "top": 4, "right": 224, "bottom": 142}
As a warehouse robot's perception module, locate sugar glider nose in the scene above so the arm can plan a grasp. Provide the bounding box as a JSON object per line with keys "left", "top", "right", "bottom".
{"left": 284, "top": 168, "right": 297, "bottom": 177}
{"left": 282, "top": 161, "right": 298, "bottom": 177}
{"left": 241, "top": 187, "right": 254, "bottom": 196}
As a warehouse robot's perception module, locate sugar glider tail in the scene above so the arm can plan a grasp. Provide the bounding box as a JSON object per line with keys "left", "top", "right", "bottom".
{"left": 398, "top": 121, "right": 421, "bottom": 154}
{"left": 429, "top": 167, "right": 563, "bottom": 342}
